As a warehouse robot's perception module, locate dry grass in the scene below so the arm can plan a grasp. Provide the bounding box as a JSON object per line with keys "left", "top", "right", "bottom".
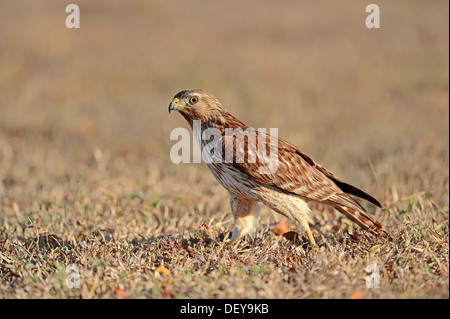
{"left": 0, "top": 0, "right": 448, "bottom": 298}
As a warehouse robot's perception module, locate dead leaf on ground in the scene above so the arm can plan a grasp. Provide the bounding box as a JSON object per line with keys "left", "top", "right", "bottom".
{"left": 164, "top": 289, "right": 174, "bottom": 298}
{"left": 155, "top": 264, "right": 171, "bottom": 276}
{"left": 115, "top": 287, "right": 127, "bottom": 298}
{"left": 282, "top": 231, "right": 299, "bottom": 241}
{"left": 273, "top": 220, "right": 289, "bottom": 235}
{"left": 348, "top": 288, "right": 364, "bottom": 299}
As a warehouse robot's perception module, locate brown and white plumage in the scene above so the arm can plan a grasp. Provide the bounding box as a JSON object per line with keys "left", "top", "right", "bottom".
{"left": 168, "top": 89, "right": 392, "bottom": 245}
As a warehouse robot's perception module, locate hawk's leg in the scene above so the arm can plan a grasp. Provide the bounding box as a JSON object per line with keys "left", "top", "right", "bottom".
{"left": 299, "top": 219, "right": 318, "bottom": 248}
{"left": 229, "top": 193, "right": 257, "bottom": 244}
{"left": 258, "top": 193, "right": 318, "bottom": 248}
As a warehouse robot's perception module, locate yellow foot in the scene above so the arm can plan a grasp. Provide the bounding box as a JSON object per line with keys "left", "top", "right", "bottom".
{"left": 228, "top": 234, "right": 244, "bottom": 245}
{"left": 302, "top": 221, "right": 319, "bottom": 249}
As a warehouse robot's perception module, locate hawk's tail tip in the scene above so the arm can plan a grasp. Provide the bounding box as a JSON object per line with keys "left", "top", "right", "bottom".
{"left": 366, "top": 223, "right": 394, "bottom": 241}
{"left": 335, "top": 204, "right": 394, "bottom": 241}
{"left": 380, "top": 227, "right": 394, "bottom": 241}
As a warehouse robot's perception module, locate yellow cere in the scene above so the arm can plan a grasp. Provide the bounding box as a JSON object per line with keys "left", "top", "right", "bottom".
{"left": 173, "top": 98, "right": 190, "bottom": 109}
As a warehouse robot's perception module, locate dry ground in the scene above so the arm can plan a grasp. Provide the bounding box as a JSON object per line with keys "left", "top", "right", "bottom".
{"left": 0, "top": 1, "right": 448, "bottom": 298}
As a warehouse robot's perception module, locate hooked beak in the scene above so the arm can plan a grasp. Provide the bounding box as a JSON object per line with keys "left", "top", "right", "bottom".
{"left": 168, "top": 97, "right": 190, "bottom": 114}
{"left": 168, "top": 102, "right": 176, "bottom": 114}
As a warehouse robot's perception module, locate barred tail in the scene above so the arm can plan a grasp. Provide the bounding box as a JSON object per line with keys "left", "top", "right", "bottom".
{"left": 334, "top": 204, "right": 393, "bottom": 240}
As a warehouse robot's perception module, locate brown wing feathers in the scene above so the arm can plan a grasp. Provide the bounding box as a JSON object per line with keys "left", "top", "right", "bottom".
{"left": 294, "top": 146, "right": 392, "bottom": 239}
{"left": 295, "top": 149, "right": 382, "bottom": 208}
{"left": 330, "top": 179, "right": 382, "bottom": 208}
{"left": 229, "top": 131, "right": 390, "bottom": 239}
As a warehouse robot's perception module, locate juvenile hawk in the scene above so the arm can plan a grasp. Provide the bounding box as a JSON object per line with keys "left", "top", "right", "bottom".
{"left": 168, "top": 89, "right": 392, "bottom": 247}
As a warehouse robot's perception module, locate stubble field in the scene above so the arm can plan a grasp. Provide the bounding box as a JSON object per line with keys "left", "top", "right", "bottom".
{"left": 0, "top": 0, "right": 448, "bottom": 299}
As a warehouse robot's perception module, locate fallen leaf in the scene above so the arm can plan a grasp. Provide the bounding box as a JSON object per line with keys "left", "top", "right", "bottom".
{"left": 282, "top": 231, "right": 299, "bottom": 241}
{"left": 273, "top": 220, "right": 289, "bottom": 235}
{"left": 164, "top": 289, "right": 174, "bottom": 298}
{"left": 115, "top": 287, "right": 127, "bottom": 298}
{"left": 155, "top": 264, "right": 171, "bottom": 276}
{"left": 348, "top": 288, "right": 364, "bottom": 299}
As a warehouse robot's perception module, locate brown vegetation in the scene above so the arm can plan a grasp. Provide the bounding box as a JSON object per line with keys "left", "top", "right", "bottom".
{"left": 0, "top": 0, "right": 448, "bottom": 298}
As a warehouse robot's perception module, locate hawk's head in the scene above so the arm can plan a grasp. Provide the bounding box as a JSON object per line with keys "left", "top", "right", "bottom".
{"left": 168, "top": 89, "right": 225, "bottom": 123}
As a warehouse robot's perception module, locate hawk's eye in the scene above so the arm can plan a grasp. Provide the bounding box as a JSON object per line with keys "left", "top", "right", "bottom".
{"left": 189, "top": 96, "right": 199, "bottom": 105}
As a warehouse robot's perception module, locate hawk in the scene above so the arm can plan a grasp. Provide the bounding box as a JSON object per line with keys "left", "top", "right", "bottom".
{"left": 168, "top": 89, "right": 392, "bottom": 247}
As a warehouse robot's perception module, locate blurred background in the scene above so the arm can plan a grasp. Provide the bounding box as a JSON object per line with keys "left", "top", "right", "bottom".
{"left": 0, "top": 0, "right": 448, "bottom": 220}
{"left": 0, "top": 0, "right": 448, "bottom": 299}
